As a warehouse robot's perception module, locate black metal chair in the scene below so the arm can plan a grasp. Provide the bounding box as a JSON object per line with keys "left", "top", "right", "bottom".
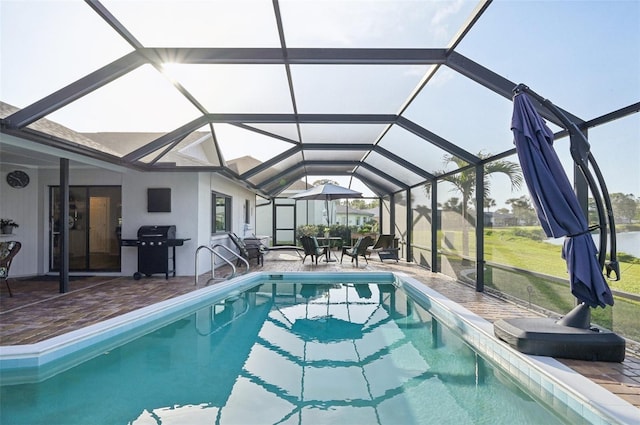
{"left": 299, "top": 236, "right": 327, "bottom": 265}
{"left": 0, "top": 241, "right": 21, "bottom": 297}
{"left": 228, "top": 233, "right": 263, "bottom": 266}
{"left": 367, "top": 234, "right": 400, "bottom": 262}
{"left": 340, "top": 235, "right": 374, "bottom": 267}
{"left": 242, "top": 235, "right": 270, "bottom": 255}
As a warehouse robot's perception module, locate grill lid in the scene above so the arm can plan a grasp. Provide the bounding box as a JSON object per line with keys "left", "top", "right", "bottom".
{"left": 137, "top": 225, "right": 176, "bottom": 239}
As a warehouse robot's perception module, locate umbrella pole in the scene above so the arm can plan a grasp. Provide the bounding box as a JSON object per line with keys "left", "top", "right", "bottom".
{"left": 556, "top": 303, "right": 591, "bottom": 329}
{"left": 325, "top": 198, "right": 330, "bottom": 227}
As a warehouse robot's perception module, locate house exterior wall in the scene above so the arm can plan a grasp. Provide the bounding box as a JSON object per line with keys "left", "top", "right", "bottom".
{"left": 206, "top": 172, "right": 257, "bottom": 269}
{"left": 120, "top": 170, "right": 198, "bottom": 277}
{"left": 335, "top": 212, "right": 372, "bottom": 227}
{"left": 1, "top": 153, "right": 257, "bottom": 278}
{"left": 0, "top": 166, "right": 39, "bottom": 277}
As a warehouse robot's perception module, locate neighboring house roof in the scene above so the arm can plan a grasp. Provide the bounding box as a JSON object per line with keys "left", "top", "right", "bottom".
{"left": 1, "top": 101, "right": 315, "bottom": 196}
{"left": 227, "top": 156, "right": 308, "bottom": 192}
{"left": 84, "top": 131, "right": 222, "bottom": 166}
{"left": 285, "top": 179, "right": 309, "bottom": 191}
{"left": 362, "top": 207, "right": 379, "bottom": 216}
{"left": 227, "top": 155, "right": 262, "bottom": 174}
{"left": 1, "top": 101, "right": 121, "bottom": 156}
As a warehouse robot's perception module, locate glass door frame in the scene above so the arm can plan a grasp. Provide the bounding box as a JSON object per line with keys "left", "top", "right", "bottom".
{"left": 273, "top": 199, "right": 297, "bottom": 246}
{"left": 49, "top": 185, "right": 122, "bottom": 272}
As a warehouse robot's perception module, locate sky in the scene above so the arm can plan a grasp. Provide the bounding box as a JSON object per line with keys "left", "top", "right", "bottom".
{"left": 1, "top": 0, "right": 638, "bottom": 205}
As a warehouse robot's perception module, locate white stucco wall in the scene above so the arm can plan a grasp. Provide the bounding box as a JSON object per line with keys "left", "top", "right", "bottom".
{"left": 1, "top": 151, "right": 257, "bottom": 278}
{"left": 120, "top": 170, "right": 198, "bottom": 277}
{"left": 0, "top": 166, "right": 39, "bottom": 277}
{"left": 207, "top": 173, "right": 257, "bottom": 269}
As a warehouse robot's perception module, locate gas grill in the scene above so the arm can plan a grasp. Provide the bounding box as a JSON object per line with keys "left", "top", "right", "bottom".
{"left": 121, "top": 225, "right": 190, "bottom": 280}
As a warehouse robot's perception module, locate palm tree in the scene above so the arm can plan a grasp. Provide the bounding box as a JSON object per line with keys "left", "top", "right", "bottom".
{"left": 484, "top": 197, "right": 497, "bottom": 213}
{"left": 429, "top": 152, "right": 523, "bottom": 260}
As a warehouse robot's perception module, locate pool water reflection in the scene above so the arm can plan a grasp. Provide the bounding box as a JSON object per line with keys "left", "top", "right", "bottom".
{"left": 1, "top": 280, "right": 567, "bottom": 424}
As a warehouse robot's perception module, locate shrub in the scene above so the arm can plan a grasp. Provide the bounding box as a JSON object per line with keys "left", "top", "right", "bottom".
{"left": 297, "top": 225, "right": 319, "bottom": 237}
{"left": 511, "top": 227, "right": 546, "bottom": 241}
{"left": 328, "top": 224, "right": 351, "bottom": 243}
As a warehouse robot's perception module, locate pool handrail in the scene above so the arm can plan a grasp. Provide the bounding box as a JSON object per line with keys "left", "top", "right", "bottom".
{"left": 194, "top": 244, "right": 249, "bottom": 286}
{"left": 195, "top": 293, "right": 251, "bottom": 337}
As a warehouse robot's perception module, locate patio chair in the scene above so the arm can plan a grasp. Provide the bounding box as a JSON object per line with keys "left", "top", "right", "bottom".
{"left": 300, "top": 236, "right": 327, "bottom": 265}
{"left": 367, "top": 234, "right": 399, "bottom": 262}
{"left": 0, "top": 241, "right": 21, "bottom": 297}
{"left": 243, "top": 233, "right": 304, "bottom": 258}
{"left": 228, "top": 232, "right": 263, "bottom": 266}
{"left": 242, "top": 235, "right": 269, "bottom": 254}
{"left": 340, "top": 236, "right": 374, "bottom": 267}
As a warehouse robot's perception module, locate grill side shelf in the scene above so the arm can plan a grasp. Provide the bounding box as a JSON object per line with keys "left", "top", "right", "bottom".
{"left": 120, "top": 239, "right": 139, "bottom": 247}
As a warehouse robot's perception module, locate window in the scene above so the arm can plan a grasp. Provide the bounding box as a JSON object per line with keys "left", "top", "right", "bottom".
{"left": 212, "top": 192, "right": 231, "bottom": 233}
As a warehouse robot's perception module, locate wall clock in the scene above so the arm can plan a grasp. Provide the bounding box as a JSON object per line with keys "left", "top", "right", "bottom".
{"left": 6, "top": 170, "right": 30, "bottom": 188}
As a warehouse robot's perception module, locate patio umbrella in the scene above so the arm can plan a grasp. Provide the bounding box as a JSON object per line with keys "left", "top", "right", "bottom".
{"left": 290, "top": 183, "right": 363, "bottom": 226}
{"left": 494, "top": 85, "right": 624, "bottom": 361}
{"left": 511, "top": 91, "right": 613, "bottom": 309}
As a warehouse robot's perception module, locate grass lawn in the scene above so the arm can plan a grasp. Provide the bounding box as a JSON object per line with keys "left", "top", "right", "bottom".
{"left": 425, "top": 226, "right": 639, "bottom": 340}
{"left": 481, "top": 227, "right": 639, "bottom": 341}
{"left": 484, "top": 227, "right": 640, "bottom": 295}
{"left": 432, "top": 227, "right": 640, "bottom": 341}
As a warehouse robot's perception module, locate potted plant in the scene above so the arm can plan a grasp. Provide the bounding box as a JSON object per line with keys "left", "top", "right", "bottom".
{"left": 0, "top": 218, "right": 19, "bottom": 235}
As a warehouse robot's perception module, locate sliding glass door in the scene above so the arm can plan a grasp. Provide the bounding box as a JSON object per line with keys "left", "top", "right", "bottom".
{"left": 50, "top": 186, "right": 122, "bottom": 272}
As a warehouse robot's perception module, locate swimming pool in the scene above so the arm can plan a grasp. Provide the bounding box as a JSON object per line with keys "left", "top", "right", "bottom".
{"left": 0, "top": 272, "right": 635, "bottom": 424}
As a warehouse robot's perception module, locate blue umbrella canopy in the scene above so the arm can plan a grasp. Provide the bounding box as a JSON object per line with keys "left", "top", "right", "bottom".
{"left": 290, "top": 183, "right": 363, "bottom": 201}
{"left": 511, "top": 93, "right": 613, "bottom": 308}
{"left": 290, "top": 183, "right": 363, "bottom": 226}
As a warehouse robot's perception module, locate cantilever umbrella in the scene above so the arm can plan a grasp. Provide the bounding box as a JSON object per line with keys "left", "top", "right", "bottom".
{"left": 511, "top": 92, "right": 613, "bottom": 309}
{"left": 290, "top": 183, "right": 363, "bottom": 226}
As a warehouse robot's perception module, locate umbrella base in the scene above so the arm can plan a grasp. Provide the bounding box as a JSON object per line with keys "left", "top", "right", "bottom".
{"left": 494, "top": 317, "right": 626, "bottom": 362}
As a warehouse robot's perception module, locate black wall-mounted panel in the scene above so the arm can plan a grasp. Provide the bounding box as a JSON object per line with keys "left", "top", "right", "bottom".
{"left": 148, "top": 188, "right": 171, "bottom": 212}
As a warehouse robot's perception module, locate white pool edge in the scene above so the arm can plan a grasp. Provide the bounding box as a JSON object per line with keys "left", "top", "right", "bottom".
{"left": 1, "top": 271, "right": 637, "bottom": 424}
{"left": 395, "top": 272, "right": 638, "bottom": 425}
{"left": 0, "top": 272, "right": 261, "bottom": 368}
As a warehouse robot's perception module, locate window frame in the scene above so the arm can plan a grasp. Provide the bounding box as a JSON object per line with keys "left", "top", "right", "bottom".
{"left": 211, "top": 191, "right": 232, "bottom": 234}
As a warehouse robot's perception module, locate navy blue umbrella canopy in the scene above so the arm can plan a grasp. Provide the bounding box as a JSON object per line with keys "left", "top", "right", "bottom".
{"left": 290, "top": 183, "right": 363, "bottom": 226}
{"left": 511, "top": 93, "right": 613, "bottom": 308}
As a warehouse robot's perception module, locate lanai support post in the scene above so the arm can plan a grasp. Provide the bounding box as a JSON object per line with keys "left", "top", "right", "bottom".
{"left": 59, "top": 158, "right": 69, "bottom": 294}
{"left": 431, "top": 181, "right": 439, "bottom": 273}
{"left": 475, "top": 164, "right": 485, "bottom": 292}
{"left": 406, "top": 188, "right": 412, "bottom": 262}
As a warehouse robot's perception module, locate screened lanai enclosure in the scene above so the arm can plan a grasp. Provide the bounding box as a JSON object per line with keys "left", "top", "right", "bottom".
{"left": 1, "top": 1, "right": 639, "bottom": 339}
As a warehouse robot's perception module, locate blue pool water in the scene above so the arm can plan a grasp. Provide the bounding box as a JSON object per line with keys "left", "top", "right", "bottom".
{"left": 0, "top": 273, "right": 613, "bottom": 424}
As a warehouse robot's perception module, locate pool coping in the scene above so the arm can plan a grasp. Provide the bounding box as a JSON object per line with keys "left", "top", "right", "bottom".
{"left": 1, "top": 271, "right": 637, "bottom": 424}
{"left": 395, "top": 272, "right": 638, "bottom": 425}
{"left": 0, "top": 272, "right": 262, "bottom": 373}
